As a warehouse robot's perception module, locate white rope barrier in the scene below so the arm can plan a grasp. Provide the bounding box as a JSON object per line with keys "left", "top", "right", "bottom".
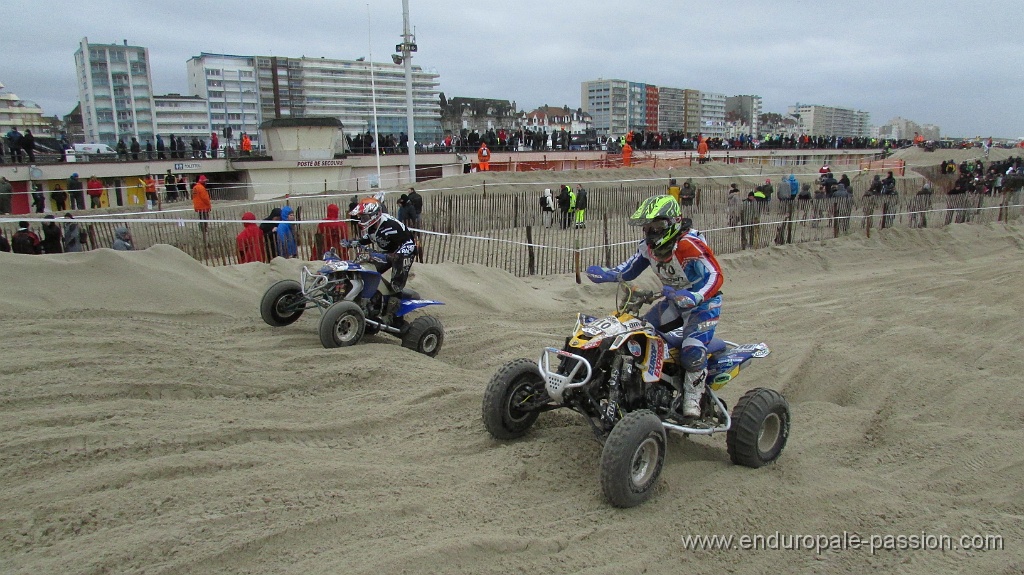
{"left": 3, "top": 202, "right": 1020, "bottom": 254}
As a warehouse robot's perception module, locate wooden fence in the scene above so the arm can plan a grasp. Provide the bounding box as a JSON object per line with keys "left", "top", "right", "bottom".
{"left": 3, "top": 180, "right": 1021, "bottom": 277}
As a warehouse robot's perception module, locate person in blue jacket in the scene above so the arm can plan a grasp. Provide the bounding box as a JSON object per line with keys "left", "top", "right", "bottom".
{"left": 276, "top": 205, "right": 298, "bottom": 258}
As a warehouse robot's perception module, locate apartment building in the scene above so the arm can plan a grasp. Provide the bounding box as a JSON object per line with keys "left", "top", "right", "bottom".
{"left": 788, "top": 104, "right": 871, "bottom": 137}
{"left": 698, "top": 91, "right": 727, "bottom": 138}
{"left": 657, "top": 87, "right": 686, "bottom": 133}
{"left": 0, "top": 82, "right": 51, "bottom": 136}
{"left": 186, "top": 53, "right": 260, "bottom": 144}
{"left": 74, "top": 37, "right": 157, "bottom": 146}
{"left": 585, "top": 78, "right": 738, "bottom": 139}
{"left": 725, "top": 95, "right": 763, "bottom": 136}
{"left": 153, "top": 94, "right": 211, "bottom": 143}
{"left": 287, "top": 57, "right": 442, "bottom": 143}
{"left": 581, "top": 79, "right": 655, "bottom": 137}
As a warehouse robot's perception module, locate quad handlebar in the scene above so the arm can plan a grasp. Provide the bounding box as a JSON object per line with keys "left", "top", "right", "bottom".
{"left": 615, "top": 281, "right": 662, "bottom": 315}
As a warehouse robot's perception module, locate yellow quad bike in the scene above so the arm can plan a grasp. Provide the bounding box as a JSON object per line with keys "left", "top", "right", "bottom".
{"left": 482, "top": 282, "right": 790, "bottom": 508}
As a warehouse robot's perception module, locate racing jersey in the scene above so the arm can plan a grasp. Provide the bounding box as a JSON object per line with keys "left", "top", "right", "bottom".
{"left": 610, "top": 234, "right": 723, "bottom": 301}
{"left": 356, "top": 213, "right": 415, "bottom": 255}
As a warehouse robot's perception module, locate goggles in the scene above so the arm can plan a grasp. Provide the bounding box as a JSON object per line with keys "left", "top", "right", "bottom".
{"left": 642, "top": 219, "right": 671, "bottom": 236}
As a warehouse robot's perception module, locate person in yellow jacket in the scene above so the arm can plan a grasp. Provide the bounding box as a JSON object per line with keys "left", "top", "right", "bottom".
{"left": 573, "top": 185, "right": 588, "bottom": 229}
{"left": 667, "top": 178, "right": 681, "bottom": 203}
{"left": 568, "top": 185, "right": 577, "bottom": 224}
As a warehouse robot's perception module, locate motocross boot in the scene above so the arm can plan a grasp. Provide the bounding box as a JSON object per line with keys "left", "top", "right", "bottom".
{"left": 681, "top": 369, "right": 707, "bottom": 418}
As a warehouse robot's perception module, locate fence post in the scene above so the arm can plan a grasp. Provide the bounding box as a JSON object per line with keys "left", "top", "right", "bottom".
{"left": 574, "top": 238, "right": 581, "bottom": 284}
{"left": 526, "top": 225, "right": 535, "bottom": 275}
{"left": 482, "top": 179, "right": 486, "bottom": 199}
{"left": 786, "top": 198, "right": 795, "bottom": 244}
{"left": 603, "top": 213, "right": 611, "bottom": 267}
{"left": 446, "top": 196, "right": 453, "bottom": 234}
{"left": 832, "top": 200, "right": 840, "bottom": 238}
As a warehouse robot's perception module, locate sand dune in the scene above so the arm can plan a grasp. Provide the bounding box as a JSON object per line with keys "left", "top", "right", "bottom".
{"left": 1, "top": 211, "right": 1023, "bottom": 573}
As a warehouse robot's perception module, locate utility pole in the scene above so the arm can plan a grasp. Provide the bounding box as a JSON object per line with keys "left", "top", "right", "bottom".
{"left": 400, "top": 0, "right": 417, "bottom": 184}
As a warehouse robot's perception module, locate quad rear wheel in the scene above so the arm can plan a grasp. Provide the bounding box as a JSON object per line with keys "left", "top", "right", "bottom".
{"left": 600, "top": 410, "right": 666, "bottom": 508}
{"left": 318, "top": 301, "right": 366, "bottom": 348}
{"left": 401, "top": 315, "right": 444, "bottom": 357}
{"left": 260, "top": 280, "right": 305, "bottom": 327}
{"left": 726, "top": 387, "right": 790, "bottom": 468}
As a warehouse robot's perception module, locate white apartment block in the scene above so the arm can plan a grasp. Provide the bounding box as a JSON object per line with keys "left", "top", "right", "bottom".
{"left": 186, "top": 53, "right": 260, "bottom": 145}
{"left": 289, "top": 57, "right": 442, "bottom": 143}
{"left": 698, "top": 91, "right": 727, "bottom": 138}
{"left": 191, "top": 54, "right": 443, "bottom": 145}
{"left": 582, "top": 79, "right": 629, "bottom": 138}
{"left": 74, "top": 37, "right": 157, "bottom": 146}
{"left": 788, "top": 104, "right": 871, "bottom": 137}
{"left": 154, "top": 94, "right": 211, "bottom": 143}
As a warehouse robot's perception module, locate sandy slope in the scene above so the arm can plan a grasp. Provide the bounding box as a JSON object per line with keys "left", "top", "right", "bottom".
{"left": 1, "top": 222, "right": 1023, "bottom": 575}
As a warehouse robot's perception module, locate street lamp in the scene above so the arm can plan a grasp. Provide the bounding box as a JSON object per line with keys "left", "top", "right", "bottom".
{"left": 396, "top": 0, "right": 417, "bottom": 183}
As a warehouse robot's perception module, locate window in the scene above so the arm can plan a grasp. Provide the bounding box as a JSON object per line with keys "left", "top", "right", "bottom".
{"left": 206, "top": 69, "right": 221, "bottom": 76}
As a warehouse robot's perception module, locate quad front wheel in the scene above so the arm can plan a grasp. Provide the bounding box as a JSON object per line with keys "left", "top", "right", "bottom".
{"left": 401, "top": 315, "right": 444, "bottom": 357}
{"left": 600, "top": 410, "right": 666, "bottom": 508}
{"left": 726, "top": 387, "right": 790, "bottom": 468}
{"left": 260, "top": 280, "right": 305, "bottom": 327}
{"left": 482, "top": 358, "right": 544, "bottom": 440}
{"left": 318, "top": 301, "right": 366, "bottom": 348}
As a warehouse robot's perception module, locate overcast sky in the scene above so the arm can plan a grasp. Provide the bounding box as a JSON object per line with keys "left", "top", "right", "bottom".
{"left": 4, "top": 0, "right": 1023, "bottom": 139}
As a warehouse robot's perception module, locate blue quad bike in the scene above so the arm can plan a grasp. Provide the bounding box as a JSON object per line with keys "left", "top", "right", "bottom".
{"left": 260, "top": 248, "right": 445, "bottom": 356}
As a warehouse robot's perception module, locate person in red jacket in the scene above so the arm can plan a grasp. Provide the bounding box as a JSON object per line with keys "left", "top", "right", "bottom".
{"left": 86, "top": 176, "right": 105, "bottom": 209}
{"left": 316, "top": 203, "right": 349, "bottom": 258}
{"left": 210, "top": 132, "right": 219, "bottom": 159}
{"left": 192, "top": 174, "right": 212, "bottom": 232}
{"left": 236, "top": 211, "right": 265, "bottom": 263}
{"left": 477, "top": 141, "right": 491, "bottom": 171}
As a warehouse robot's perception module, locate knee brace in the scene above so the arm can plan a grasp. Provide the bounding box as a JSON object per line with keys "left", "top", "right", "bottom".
{"left": 679, "top": 341, "right": 707, "bottom": 372}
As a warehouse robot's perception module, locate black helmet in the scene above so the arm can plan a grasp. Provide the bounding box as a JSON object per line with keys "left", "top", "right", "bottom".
{"left": 680, "top": 217, "right": 692, "bottom": 233}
